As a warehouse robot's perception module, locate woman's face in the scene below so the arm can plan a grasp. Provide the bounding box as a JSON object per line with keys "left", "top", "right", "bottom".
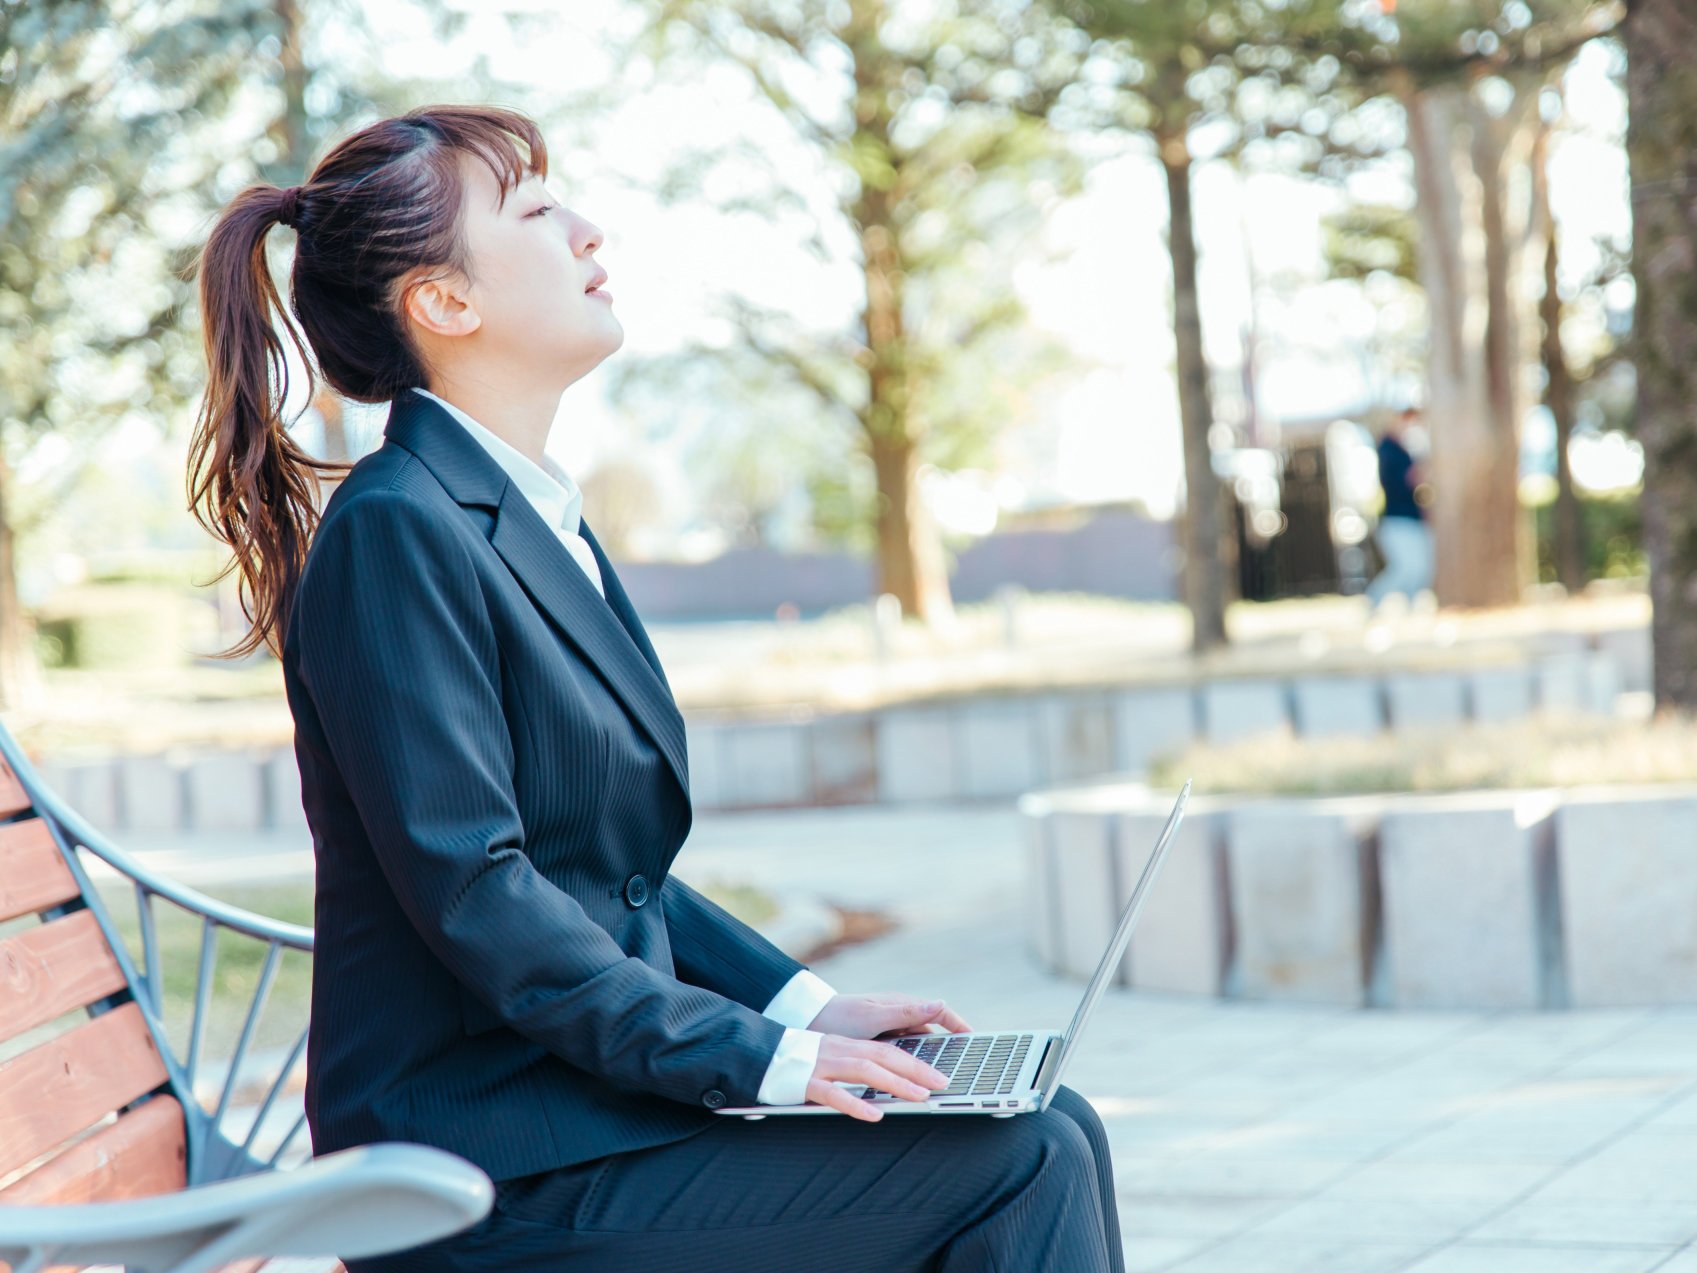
{"left": 453, "top": 159, "right": 623, "bottom": 386}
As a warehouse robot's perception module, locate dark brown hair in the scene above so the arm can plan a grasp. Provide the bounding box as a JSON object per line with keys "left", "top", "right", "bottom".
{"left": 188, "top": 104, "right": 548, "bottom": 657}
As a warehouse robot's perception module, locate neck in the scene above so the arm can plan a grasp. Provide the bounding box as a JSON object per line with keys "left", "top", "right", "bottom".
{"left": 423, "top": 372, "right": 562, "bottom": 467}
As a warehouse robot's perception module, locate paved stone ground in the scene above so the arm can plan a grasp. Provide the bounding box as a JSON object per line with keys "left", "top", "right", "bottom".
{"left": 713, "top": 804, "right": 1697, "bottom": 1273}
{"left": 117, "top": 802, "right": 1697, "bottom": 1271}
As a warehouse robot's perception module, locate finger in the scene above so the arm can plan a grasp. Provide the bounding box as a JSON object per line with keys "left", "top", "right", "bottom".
{"left": 893, "top": 998, "right": 971, "bottom": 1035}
{"left": 806, "top": 1077, "right": 882, "bottom": 1122}
{"left": 866, "top": 997, "right": 946, "bottom": 1037}
{"left": 821, "top": 1049, "right": 936, "bottom": 1102}
{"left": 846, "top": 1053, "right": 937, "bottom": 1101}
{"left": 862, "top": 1041, "right": 948, "bottom": 1094}
{"left": 933, "top": 1005, "right": 972, "bottom": 1033}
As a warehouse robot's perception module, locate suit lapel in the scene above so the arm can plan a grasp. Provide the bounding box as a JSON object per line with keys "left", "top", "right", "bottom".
{"left": 578, "top": 521, "right": 670, "bottom": 691}
{"left": 385, "top": 392, "right": 690, "bottom": 802}
{"left": 489, "top": 491, "right": 690, "bottom": 799}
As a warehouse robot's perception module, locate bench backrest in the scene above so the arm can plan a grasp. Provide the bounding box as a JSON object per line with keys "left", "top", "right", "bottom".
{"left": 0, "top": 725, "right": 315, "bottom": 1220}
{"left": 0, "top": 758, "right": 189, "bottom": 1205}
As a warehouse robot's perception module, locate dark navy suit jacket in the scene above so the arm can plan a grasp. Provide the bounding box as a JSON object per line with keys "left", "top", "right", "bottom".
{"left": 283, "top": 390, "right": 803, "bottom": 1181}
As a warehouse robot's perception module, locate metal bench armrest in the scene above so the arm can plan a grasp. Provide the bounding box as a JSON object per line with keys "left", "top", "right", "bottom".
{"left": 0, "top": 1143, "right": 492, "bottom": 1273}
{"left": 0, "top": 735, "right": 312, "bottom": 951}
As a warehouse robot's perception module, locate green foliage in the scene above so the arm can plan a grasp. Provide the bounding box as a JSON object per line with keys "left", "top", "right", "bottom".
{"left": 1322, "top": 201, "right": 1420, "bottom": 282}
{"left": 1533, "top": 489, "right": 1644, "bottom": 583}
{"left": 0, "top": 0, "right": 273, "bottom": 488}
{"left": 629, "top": 0, "right": 1087, "bottom": 553}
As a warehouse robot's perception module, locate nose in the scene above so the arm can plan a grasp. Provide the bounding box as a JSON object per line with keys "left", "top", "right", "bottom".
{"left": 575, "top": 212, "right": 604, "bottom": 256}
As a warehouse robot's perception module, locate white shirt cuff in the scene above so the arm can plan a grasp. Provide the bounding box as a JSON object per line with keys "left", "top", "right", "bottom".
{"left": 761, "top": 969, "right": 836, "bottom": 1030}
{"left": 757, "top": 1027, "right": 823, "bottom": 1106}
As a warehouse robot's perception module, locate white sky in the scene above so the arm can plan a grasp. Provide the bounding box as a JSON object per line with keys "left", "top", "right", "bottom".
{"left": 343, "top": 2, "right": 1632, "bottom": 536}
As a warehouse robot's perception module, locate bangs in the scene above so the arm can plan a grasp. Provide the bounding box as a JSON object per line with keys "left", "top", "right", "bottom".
{"left": 405, "top": 104, "right": 548, "bottom": 205}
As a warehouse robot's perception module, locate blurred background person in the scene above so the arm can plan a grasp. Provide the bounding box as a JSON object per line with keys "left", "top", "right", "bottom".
{"left": 1367, "top": 407, "right": 1434, "bottom": 609}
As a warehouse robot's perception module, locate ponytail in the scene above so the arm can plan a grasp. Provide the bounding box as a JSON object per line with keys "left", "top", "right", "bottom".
{"left": 187, "top": 185, "right": 347, "bottom": 658}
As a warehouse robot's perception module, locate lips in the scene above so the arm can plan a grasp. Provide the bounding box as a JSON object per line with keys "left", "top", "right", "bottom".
{"left": 585, "top": 269, "right": 609, "bottom": 294}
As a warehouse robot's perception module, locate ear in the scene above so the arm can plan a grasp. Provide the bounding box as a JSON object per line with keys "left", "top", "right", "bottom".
{"left": 405, "top": 273, "right": 482, "bottom": 338}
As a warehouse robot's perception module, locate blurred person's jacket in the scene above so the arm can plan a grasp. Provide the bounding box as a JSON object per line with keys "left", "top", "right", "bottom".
{"left": 1377, "top": 433, "right": 1423, "bottom": 522}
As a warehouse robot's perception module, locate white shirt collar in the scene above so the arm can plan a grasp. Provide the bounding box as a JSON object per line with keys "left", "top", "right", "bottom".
{"left": 414, "top": 389, "right": 583, "bottom": 535}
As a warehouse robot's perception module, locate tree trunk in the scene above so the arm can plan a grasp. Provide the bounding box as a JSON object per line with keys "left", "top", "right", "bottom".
{"left": 1159, "top": 130, "right": 1229, "bottom": 652}
{"left": 264, "top": 0, "right": 311, "bottom": 188}
{"left": 1532, "top": 117, "right": 1585, "bottom": 593}
{"left": 1624, "top": 0, "right": 1697, "bottom": 708}
{"left": 858, "top": 206, "right": 954, "bottom": 624}
{"left": 1403, "top": 80, "right": 1537, "bottom": 608}
{"left": 314, "top": 386, "right": 348, "bottom": 463}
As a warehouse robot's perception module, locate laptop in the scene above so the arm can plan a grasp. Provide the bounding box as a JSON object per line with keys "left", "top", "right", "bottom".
{"left": 719, "top": 781, "right": 1190, "bottom": 1120}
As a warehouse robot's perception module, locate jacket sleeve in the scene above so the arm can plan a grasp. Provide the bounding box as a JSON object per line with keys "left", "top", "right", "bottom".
{"left": 292, "top": 490, "right": 785, "bottom": 1109}
{"left": 661, "top": 876, "right": 806, "bottom": 1012}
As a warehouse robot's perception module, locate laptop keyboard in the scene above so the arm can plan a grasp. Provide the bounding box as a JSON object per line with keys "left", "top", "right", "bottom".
{"left": 861, "top": 1033, "right": 1035, "bottom": 1100}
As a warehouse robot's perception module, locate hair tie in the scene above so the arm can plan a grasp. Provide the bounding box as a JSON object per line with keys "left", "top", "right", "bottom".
{"left": 277, "top": 185, "right": 303, "bottom": 230}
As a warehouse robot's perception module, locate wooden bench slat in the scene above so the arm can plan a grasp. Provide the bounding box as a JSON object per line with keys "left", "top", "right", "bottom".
{"left": 0, "top": 819, "right": 77, "bottom": 924}
{"left": 0, "top": 910, "right": 128, "bottom": 1044}
{"left": 0, "top": 756, "right": 33, "bottom": 819}
{"left": 0, "top": 1094, "right": 184, "bottom": 1204}
{"left": 0, "top": 1002, "right": 168, "bottom": 1179}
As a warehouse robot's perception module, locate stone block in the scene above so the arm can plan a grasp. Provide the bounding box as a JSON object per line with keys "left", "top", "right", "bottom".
{"left": 1037, "top": 694, "right": 1115, "bottom": 784}
{"left": 1383, "top": 672, "right": 1466, "bottom": 730}
{"left": 1377, "top": 792, "right": 1558, "bottom": 1010}
{"left": 186, "top": 751, "right": 263, "bottom": 832}
{"left": 1047, "top": 811, "right": 1120, "bottom": 980}
{"left": 1586, "top": 650, "right": 1623, "bottom": 715}
{"left": 1291, "top": 676, "right": 1383, "bottom": 738}
{"left": 1025, "top": 815, "right": 1060, "bottom": 970}
{"left": 1226, "top": 800, "right": 1376, "bottom": 1004}
{"left": 266, "top": 748, "right": 308, "bottom": 830}
{"left": 1596, "top": 625, "right": 1651, "bottom": 694}
{"left": 1119, "top": 806, "right": 1228, "bottom": 996}
{"left": 118, "top": 753, "right": 183, "bottom": 833}
{"left": 1468, "top": 665, "right": 1534, "bottom": 723}
{"left": 1111, "top": 687, "right": 1195, "bottom": 772}
{"left": 1201, "top": 679, "right": 1290, "bottom": 744}
{"left": 953, "top": 699, "right": 1041, "bottom": 799}
{"left": 718, "top": 721, "right": 810, "bottom": 808}
{"left": 27, "top": 758, "right": 68, "bottom": 807}
{"left": 683, "top": 720, "right": 723, "bottom": 811}
{"left": 875, "top": 707, "right": 956, "bottom": 803}
{"left": 809, "top": 714, "right": 876, "bottom": 805}
{"left": 31, "top": 757, "right": 116, "bottom": 833}
{"left": 1536, "top": 653, "right": 1588, "bottom": 714}
{"left": 1558, "top": 788, "right": 1697, "bottom": 1006}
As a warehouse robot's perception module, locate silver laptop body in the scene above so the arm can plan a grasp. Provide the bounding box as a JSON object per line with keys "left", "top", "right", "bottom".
{"left": 719, "top": 782, "right": 1190, "bottom": 1120}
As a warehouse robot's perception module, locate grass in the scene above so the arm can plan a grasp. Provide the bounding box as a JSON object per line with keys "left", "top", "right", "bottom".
{"left": 1149, "top": 712, "right": 1697, "bottom": 798}
{"left": 697, "top": 880, "right": 780, "bottom": 929}
{"left": 95, "top": 879, "right": 315, "bottom": 1068}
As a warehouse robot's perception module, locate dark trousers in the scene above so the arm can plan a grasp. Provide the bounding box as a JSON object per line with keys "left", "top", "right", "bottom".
{"left": 351, "top": 1087, "right": 1123, "bottom": 1273}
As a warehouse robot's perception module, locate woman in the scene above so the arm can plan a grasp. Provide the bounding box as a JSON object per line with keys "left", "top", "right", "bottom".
{"left": 189, "top": 104, "right": 1121, "bottom": 1272}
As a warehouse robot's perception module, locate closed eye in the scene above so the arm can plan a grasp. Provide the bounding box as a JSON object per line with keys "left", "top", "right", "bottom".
{"left": 528, "top": 202, "right": 558, "bottom": 218}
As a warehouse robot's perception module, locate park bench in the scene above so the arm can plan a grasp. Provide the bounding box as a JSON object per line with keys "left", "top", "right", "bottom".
{"left": 0, "top": 723, "right": 493, "bottom": 1273}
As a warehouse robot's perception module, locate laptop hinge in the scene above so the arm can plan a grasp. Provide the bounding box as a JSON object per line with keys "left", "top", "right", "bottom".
{"left": 1031, "top": 1035, "right": 1062, "bottom": 1096}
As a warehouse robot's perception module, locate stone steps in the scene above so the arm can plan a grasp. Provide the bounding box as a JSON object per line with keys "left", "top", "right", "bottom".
{"left": 1022, "top": 782, "right": 1697, "bottom": 1010}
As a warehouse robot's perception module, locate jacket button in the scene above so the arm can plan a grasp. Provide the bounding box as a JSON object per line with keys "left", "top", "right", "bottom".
{"left": 624, "top": 874, "right": 649, "bottom": 909}
{"left": 702, "top": 1089, "right": 726, "bottom": 1109}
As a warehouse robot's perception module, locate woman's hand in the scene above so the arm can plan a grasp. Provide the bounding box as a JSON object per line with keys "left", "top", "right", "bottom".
{"left": 804, "top": 1034, "right": 950, "bottom": 1122}
{"left": 801, "top": 993, "right": 973, "bottom": 1122}
{"left": 808, "top": 992, "right": 971, "bottom": 1041}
